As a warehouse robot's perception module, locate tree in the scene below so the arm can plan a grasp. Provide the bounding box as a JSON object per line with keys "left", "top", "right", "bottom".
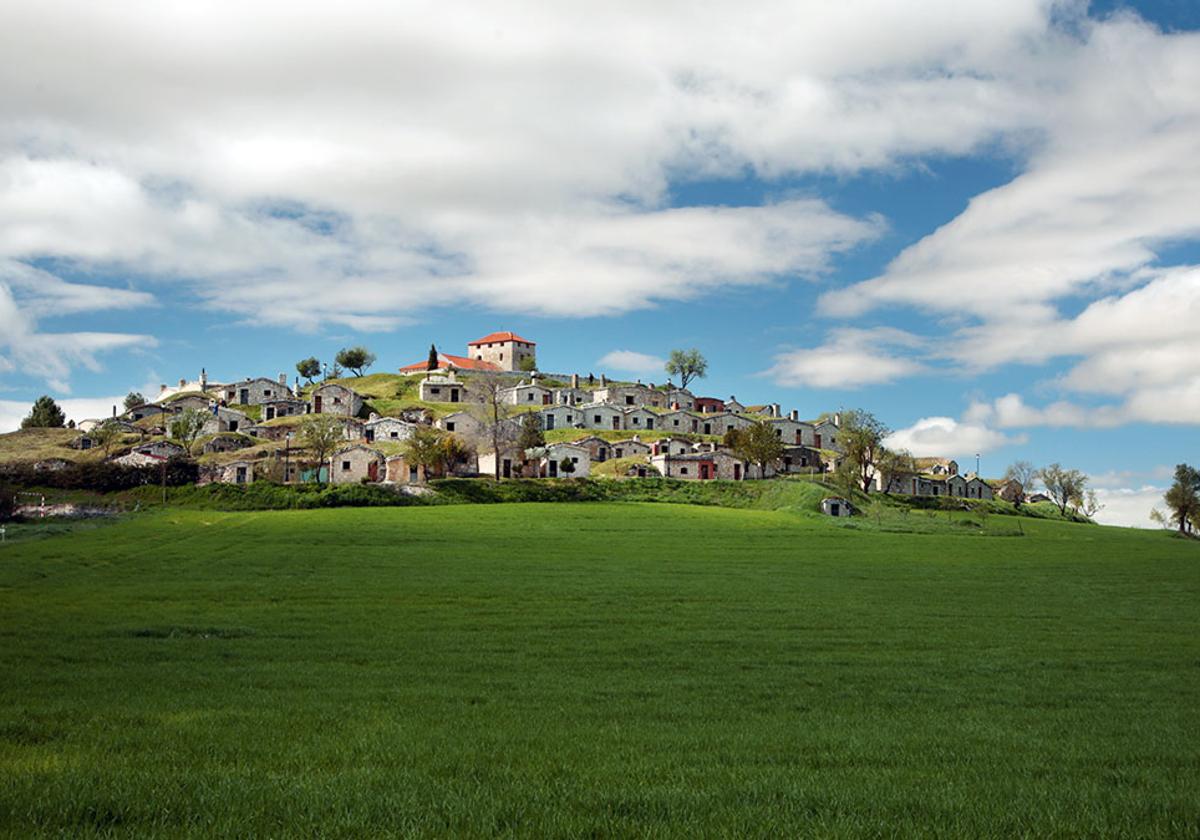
{"left": 123, "top": 392, "right": 146, "bottom": 412}
{"left": 21, "top": 396, "right": 66, "bottom": 429}
{"left": 437, "top": 434, "right": 472, "bottom": 478}
{"left": 403, "top": 426, "right": 448, "bottom": 479}
{"left": 559, "top": 456, "right": 576, "bottom": 475}
{"left": 517, "top": 412, "right": 545, "bottom": 452}
{"left": 726, "top": 421, "right": 785, "bottom": 479}
{"left": 1164, "top": 463, "right": 1200, "bottom": 535}
{"left": 168, "top": 408, "right": 207, "bottom": 455}
{"left": 296, "top": 357, "right": 322, "bottom": 385}
{"left": 1004, "top": 460, "right": 1037, "bottom": 504}
{"left": 665, "top": 349, "right": 708, "bottom": 391}
{"left": 1038, "top": 463, "right": 1088, "bottom": 517}
{"left": 426, "top": 344, "right": 439, "bottom": 372}
{"left": 876, "top": 448, "right": 917, "bottom": 495}
{"left": 837, "top": 409, "right": 890, "bottom": 494}
{"left": 88, "top": 421, "right": 123, "bottom": 458}
{"left": 299, "top": 414, "right": 344, "bottom": 483}
{"left": 519, "top": 355, "right": 538, "bottom": 373}
{"left": 1080, "top": 488, "right": 1104, "bottom": 519}
{"left": 335, "top": 346, "right": 376, "bottom": 377}
{"left": 471, "top": 378, "right": 519, "bottom": 480}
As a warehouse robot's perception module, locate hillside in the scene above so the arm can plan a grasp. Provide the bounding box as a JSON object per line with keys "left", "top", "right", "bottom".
{"left": 1, "top": 504, "right": 1196, "bottom": 837}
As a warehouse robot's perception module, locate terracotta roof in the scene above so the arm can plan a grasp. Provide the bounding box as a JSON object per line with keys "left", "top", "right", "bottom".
{"left": 399, "top": 353, "right": 501, "bottom": 373}
{"left": 467, "top": 332, "right": 536, "bottom": 346}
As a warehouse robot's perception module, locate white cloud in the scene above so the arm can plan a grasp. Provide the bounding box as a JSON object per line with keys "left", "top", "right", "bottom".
{"left": 1090, "top": 485, "right": 1168, "bottom": 529}
{"left": 0, "top": 0, "right": 1075, "bottom": 333}
{"left": 763, "top": 327, "right": 926, "bottom": 389}
{"left": 0, "top": 395, "right": 125, "bottom": 434}
{"left": 597, "top": 350, "right": 667, "bottom": 375}
{"left": 883, "top": 415, "right": 1024, "bottom": 459}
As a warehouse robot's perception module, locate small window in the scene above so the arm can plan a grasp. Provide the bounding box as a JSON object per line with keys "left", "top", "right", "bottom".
{"left": 334, "top": 397, "right": 342, "bottom": 405}
{"left": 265, "top": 390, "right": 272, "bottom": 397}
{"left": 625, "top": 396, "right": 634, "bottom": 405}
{"left": 390, "top": 431, "right": 399, "bottom": 439}
{"left": 431, "top": 388, "right": 440, "bottom": 395}
{"left": 446, "top": 422, "right": 456, "bottom": 431}
{"left": 681, "top": 467, "right": 689, "bottom": 475}
{"left": 342, "top": 461, "right": 351, "bottom": 471}
{"left": 572, "top": 457, "right": 579, "bottom": 464}
{"left": 594, "top": 416, "right": 601, "bottom": 423}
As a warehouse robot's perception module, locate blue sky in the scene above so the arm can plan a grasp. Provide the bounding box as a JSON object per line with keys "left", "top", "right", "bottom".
{"left": 1, "top": 0, "right": 1197, "bottom": 525}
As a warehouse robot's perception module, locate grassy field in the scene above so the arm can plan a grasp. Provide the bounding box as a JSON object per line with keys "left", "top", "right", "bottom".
{"left": 1, "top": 503, "right": 1198, "bottom": 837}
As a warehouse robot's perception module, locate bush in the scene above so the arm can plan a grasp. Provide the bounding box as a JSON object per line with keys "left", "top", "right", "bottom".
{"left": 0, "top": 458, "right": 199, "bottom": 493}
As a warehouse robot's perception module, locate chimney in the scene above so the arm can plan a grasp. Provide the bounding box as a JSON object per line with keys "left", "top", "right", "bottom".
{"left": 279, "top": 373, "right": 287, "bottom": 386}
{"left": 771, "top": 403, "right": 781, "bottom": 418}
{"left": 112, "top": 405, "right": 117, "bottom": 417}
{"left": 571, "top": 373, "right": 579, "bottom": 389}
{"left": 159, "top": 383, "right": 167, "bottom": 394}
{"left": 600, "top": 374, "right": 608, "bottom": 387}
{"left": 833, "top": 412, "right": 842, "bottom": 427}
{"left": 200, "top": 368, "right": 208, "bottom": 391}
{"left": 179, "top": 378, "right": 187, "bottom": 388}
{"left": 672, "top": 402, "right": 680, "bottom": 410}
{"left": 790, "top": 409, "right": 799, "bottom": 421}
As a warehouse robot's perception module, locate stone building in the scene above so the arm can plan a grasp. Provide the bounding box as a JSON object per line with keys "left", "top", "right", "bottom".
{"left": 622, "top": 407, "right": 658, "bottom": 431}
{"left": 200, "top": 406, "right": 250, "bottom": 436}
{"left": 592, "top": 384, "right": 663, "bottom": 408}
{"left": 695, "top": 412, "right": 754, "bottom": 437}
{"left": 202, "top": 433, "right": 252, "bottom": 455}
{"left": 527, "top": 443, "right": 591, "bottom": 478}
{"left": 311, "top": 383, "right": 365, "bottom": 418}
{"left": 579, "top": 403, "right": 624, "bottom": 431}
{"left": 262, "top": 399, "right": 307, "bottom": 421}
{"left": 540, "top": 404, "right": 583, "bottom": 431}
{"left": 659, "top": 410, "right": 700, "bottom": 434}
{"left": 466, "top": 331, "right": 537, "bottom": 372}
{"left": 650, "top": 450, "right": 745, "bottom": 481}
{"left": 436, "top": 411, "right": 483, "bottom": 438}
{"left": 221, "top": 375, "right": 293, "bottom": 406}
{"left": 500, "top": 380, "right": 552, "bottom": 406}
{"left": 330, "top": 445, "right": 385, "bottom": 484}
{"left": 610, "top": 439, "right": 651, "bottom": 460}
{"left": 418, "top": 373, "right": 465, "bottom": 404}
{"left": 364, "top": 416, "right": 417, "bottom": 444}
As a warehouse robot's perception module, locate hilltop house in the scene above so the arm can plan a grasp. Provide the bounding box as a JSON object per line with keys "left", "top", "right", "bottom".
{"left": 261, "top": 398, "right": 307, "bottom": 421}
{"left": 622, "top": 407, "right": 658, "bottom": 431}
{"left": 527, "top": 443, "right": 590, "bottom": 478}
{"left": 311, "top": 383, "right": 364, "bottom": 418}
{"left": 436, "top": 411, "right": 483, "bottom": 438}
{"left": 540, "top": 404, "right": 583, "bottom": 431}
{"left": 500, "top": 380, "right": 552, "bottom": 406}
{"left": 221, "top": 376, "right": 293, "bottom": 406}
{"left": 467, "top": 331, "right": 537, "bottom": 372}
{"left": 659, "top": 410, "right": 699, "bottom": 434}
{"left": 364, "top": 416, "right": 417, "bottom": 443}
{"left": 579, "top": 403, "right": 624, "bottom": 431}
{"left": 610, "top": 438, "right": 651, "bottom": 460}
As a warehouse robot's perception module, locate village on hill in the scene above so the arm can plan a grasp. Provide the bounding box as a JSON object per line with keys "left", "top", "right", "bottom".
{"left": 3, "top": 330, "right": 1024, "bottom": 506}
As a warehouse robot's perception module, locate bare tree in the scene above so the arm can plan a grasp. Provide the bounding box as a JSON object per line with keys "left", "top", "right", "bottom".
{"left": 89, "top": 420, "right": 122, "bottom": 458}
{"left": 470, "top": 378, "right": 520, "bottom": 480}
{"left": 876, "top": 448, "right": 917, "bottom": 495}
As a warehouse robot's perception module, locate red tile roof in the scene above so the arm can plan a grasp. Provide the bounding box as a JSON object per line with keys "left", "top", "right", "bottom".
{"left": 399, "top": 353, "right": 501, "bottom": 373}
{"left": 467, "top": 331, "right": 535, "bottom": 346}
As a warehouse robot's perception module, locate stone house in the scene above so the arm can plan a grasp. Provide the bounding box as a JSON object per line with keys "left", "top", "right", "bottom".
{"left": 725, "top": 397, "right": 746, "bottom": 414}
{"left": 945, "top": 474, "right": 968, "bottom": 497}
{"left": 466, "top": 331, "right": 537, "bottom": 372}
{"left": 766, "top": 417, "right": 810, "bottom": 445}
{"left": 200, "top": 406, "right": 250, "bottom": 436}
{"left": 659, "top": 410, "right": 700, "bottom": 434}
{"left": 779, "top": 445, "right": 824, "bottom": 474}
{"left": 610, "top": 439, "right": 651, "bottom": 460}
{"left": 916, "top": 457, "right": 959, "bottom": 476}
{"left": 695, "top": 412, "right": 754, "bottom": 437}
{"left": 664, "top": 388, "right": 695, "bottom": 409}
{"left": 579, "top": 403, "right": 625, "bottom": 431}
{"left": 135, "top": 440, "right": 187, "bottom": 459}
{"left": 964, "top": 476, "right": 994, "bottom": 500}
{"left": 127, "top": 403, "right": 175, "bottom": 422}
{"left": 166, "top": 394, "right": 212, "bottom": 412}
{"left": 436, "top": 411, "right": 484, "bottom": 438}
{"left": 821, "top": 497, "right": 853, "bottom": 517}
{"left": 364, "top": 416, "right": 417, "bottom": 444}
{"left": 418, "top": 374, "right": 465, "bottom": 404}
{"left": 572, "top": 436, "right": 614, "bottom": 463}
{"left": 330, "top": 445, "right": 386, "bottom": 484}
{"left": 651, "top": 438, "right": 699, "bottom": 457}
{"left": 202, "top": 433, "right": 252, "bottom": 455}
{"left": 311, "top": 383, "right": 365, "bottom": 418}
{"left": 220, "top": 460, "right": 255, "bottom": 485}
{"left": 622, "top": 407, "right": 658, "bottom": 431}
{"left": 553, "top": 387, "right": 591, "bottom": 406}
{"left": 650, "top": 450, "right": 745, "bottom": 481}
{"left": 995, "top": 479, "right": 1024, "bottom": 504}
{"left": 384, "top": 454, "right": 430, "bottom": 485}
{"left": 539, "top": 404, "right": 583, "bottom": 431}
{"left": 478, "top": 445, "right": 526, "bottom": 479}
{"left": 813, "top": 420, "right": 840, "bottom": 450}
{"left": 221, "top": 375, "right": 293, "bottom": 406}
{"left": 592, "top": 384, "right": 662, "bottom": 409}
{"left": 528, "top": 443, "right": 591, "bottom": 478}
{"left": 500, "top": 380, "right": 552, "bottom": 406}
{"left": 261, "top": 399, "right": 307, "bottom": 421}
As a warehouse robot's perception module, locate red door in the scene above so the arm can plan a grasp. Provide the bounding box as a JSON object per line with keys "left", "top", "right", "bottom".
{"left": 368, "top": 461, "right": 379, "bottom": 481}
{"left": 314, "top": 396, "right": 323, "bottom": 414}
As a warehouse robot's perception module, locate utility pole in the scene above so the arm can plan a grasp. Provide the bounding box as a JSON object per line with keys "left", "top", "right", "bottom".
{"left": 976, "top": 453, "right": 981, "bottom": 476}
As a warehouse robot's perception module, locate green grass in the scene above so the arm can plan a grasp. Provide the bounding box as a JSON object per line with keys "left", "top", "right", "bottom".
{"left": 0, "top": 504, "right": 1197, "bottom": 837}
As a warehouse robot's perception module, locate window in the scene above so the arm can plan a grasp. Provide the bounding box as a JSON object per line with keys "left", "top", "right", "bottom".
{"left": 342, "top": 461, "right": 351, "bottom": 471}
{"left": 333, "top": 397, "right": 342, "bottom": 405}
{"left": 390, "top": 431, "right": 399, "bottom": 439}
{"left": 572, "top": 457, "right": 579, "bottom": 464}
{"left": 446, "top": 422, "right": 456, "bottom": 431}
{"left": 265, "top": 390, "right": 272, "bottom": 397}
{"left": 527, "top": 393, "right": 535, "bottom": 401}
{"left": 625, "top": 396, "right": 634, "bottom": 405}
{"left": 431, "top": 388, "right": 441, "bottom": 395}
{"left": 594, "top": 416, "right": 601, "bottom": 424}
{"left": 681, "top": 467, "right": 689, "bottom": 475}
